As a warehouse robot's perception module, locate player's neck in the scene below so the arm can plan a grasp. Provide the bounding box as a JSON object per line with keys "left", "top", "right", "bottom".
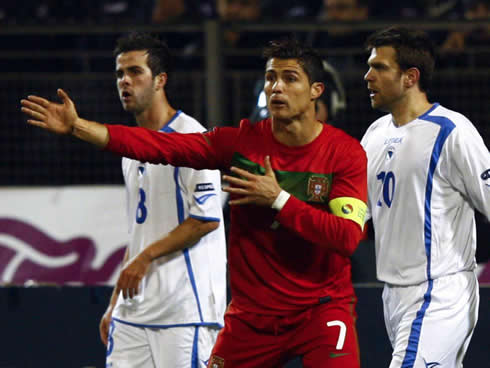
{"left": 135, "top": 96, "right": 176, "bottom": 131}
{"left": 271, "top": 113, "right": 323, "bottom": 147}
{"left": 391, "top": 93, "right": 432, "bottom": 127}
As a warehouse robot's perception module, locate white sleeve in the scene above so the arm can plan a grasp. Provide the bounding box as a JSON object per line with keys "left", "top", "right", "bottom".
{"left": 121, "top": 158, "right": 131, "bottom": 233}
{"left": 360, "top": 129, "right": 372, "bottom": 222}
{"left": 179, "top": 167, "right": 223, "bottom": 222}
{"left": 442, "top": 122, "right": 490, "bottom": 220}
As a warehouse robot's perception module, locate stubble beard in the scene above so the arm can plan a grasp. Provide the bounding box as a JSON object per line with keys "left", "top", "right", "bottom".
{"left": 122, "top": 89, "right": 154, "bottom": 116}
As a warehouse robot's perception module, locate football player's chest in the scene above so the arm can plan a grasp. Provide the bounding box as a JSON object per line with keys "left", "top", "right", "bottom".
{"left": 367, "top": 124, "right": 439, "bottom": 183}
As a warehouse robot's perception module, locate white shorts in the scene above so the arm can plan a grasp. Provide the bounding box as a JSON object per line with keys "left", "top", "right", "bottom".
{"left": 106, "top": 320, "right": 219, "bottom": 368}
{"left": 382, "top": 271, "right": 479, "bottom": 368}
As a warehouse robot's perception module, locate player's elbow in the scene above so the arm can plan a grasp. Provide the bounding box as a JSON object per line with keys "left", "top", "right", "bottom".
{"left": 204, "top": 220, "right": 219, "bottom": 233}
{"left": 343, "top": 236, "right": 361, "bottom": 257}
{"left": 334, "top": 221, "right": 363, "bottom": 257}
{"left": 186, "top": 217, "right": 220, "bottom": 237}
{"left": 197, "top": 220, "right": 220, "bottom": 237}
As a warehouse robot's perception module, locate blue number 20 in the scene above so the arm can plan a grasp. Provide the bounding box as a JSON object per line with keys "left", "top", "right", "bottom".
{"left": 136, "top": 188, "right": 148, "bottom": 224}
{"left": 376, "top": 171, "right": 396, "bottom": 208}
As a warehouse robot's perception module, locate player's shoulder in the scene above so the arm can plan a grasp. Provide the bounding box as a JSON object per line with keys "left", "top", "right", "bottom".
{"left": 323, "top": 124, "right": 366, "bottom": 159}
{"left": 324, "top": 124, "right": 359, "bottom": 146}
{"left": 232, "top": 118, "right": 271, "bottom": 138}
{"left": 422, "top": 103, "right": 474, "bottom": 131}
{"left": 422, "top": 103, "right": 485, "bottom": 146}
{"left": 164, "top": 110, "right": 207, "bottom": 134}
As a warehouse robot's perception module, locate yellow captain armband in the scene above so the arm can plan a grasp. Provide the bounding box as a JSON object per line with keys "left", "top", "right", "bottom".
{"left": 328, "top": 197, "right": 367, "bottom": 230}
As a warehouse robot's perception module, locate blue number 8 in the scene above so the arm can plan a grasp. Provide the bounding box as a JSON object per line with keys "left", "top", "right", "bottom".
{"left": 376, "top": 171, "right": 396, "bottom": 208}
{"left": 106, "top": 320, "right": 115, "bottom": 357}
{"left": 136, "top": 188, "right": 148, "bottom": 224}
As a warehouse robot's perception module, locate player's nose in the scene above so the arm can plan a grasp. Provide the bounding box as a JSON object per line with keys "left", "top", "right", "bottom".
{"left": 364, "top": 68, "right": 374, "bottom": 81}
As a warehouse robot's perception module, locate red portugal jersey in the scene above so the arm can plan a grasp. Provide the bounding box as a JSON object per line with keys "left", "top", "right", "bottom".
{"left": 106, "top": 119, "right": 367, "bottom": 315}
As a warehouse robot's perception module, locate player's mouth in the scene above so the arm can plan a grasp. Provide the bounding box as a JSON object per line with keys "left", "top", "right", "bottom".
{"left": 270, "top": 98, "right": 287, "bottom": 108}
{"left": 121, "top": 91, "right": 132, "bottom": 101}
{"left": 368, "top": 88, "right": 378, "bottom": 98}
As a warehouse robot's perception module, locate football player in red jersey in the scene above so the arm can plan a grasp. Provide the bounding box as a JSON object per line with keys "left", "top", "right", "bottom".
{"left": 22, "top": 38, "right": 367, "bottom": 367}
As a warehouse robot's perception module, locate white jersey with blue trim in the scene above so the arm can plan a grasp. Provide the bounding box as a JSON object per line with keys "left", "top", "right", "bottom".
{"left": 361, "top": 103, "right": 490, "bottom": 286}
{"left": 113, "top": 110, "right": 227, "bottom": 327}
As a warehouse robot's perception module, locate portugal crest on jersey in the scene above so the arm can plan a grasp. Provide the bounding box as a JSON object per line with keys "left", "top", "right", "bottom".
{"left": 307, "top": 175, "right": 329, "bottom": 202}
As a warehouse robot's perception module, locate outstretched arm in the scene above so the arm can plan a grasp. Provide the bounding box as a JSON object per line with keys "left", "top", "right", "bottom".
{"left": 21, "top": 89, "right": 236, "bottom": 170}
{"left": 21, "top": 89, "right": 109, "bottom": 148}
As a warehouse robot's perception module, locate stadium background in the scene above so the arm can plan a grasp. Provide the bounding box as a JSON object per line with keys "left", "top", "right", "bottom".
{"left": 1, "top": 4, "right": 489, "bottom": 367}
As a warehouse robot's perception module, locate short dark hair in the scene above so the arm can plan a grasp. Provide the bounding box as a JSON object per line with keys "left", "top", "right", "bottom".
{"left": 262, "top": 38, "right": 325, "bottom": 84}
{"left": 114, "top": 32, "right": 173, "bottom": 79}
{"left": 365, "top": 26, "right": 435, "bottom": 92}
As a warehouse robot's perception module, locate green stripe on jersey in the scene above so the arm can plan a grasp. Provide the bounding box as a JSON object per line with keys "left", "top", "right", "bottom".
{"left": 231, "top": 152, "right": 333, "bottom": 204}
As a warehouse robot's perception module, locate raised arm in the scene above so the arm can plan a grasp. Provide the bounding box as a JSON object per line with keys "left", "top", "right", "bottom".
{"left": 21, "top": 89, "right": 238, "bottom": 170}
{"left": 21, "top": 89, "right": 110, "bottom": 148}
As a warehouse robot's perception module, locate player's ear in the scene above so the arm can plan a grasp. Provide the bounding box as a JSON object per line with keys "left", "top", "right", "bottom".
{"left": 311, "top": 82, "right": 325, "bottom": 101}
{"left": 155, "top": 72, "right": 167, "bottom": 90}
{"left": 404, "top": 67, "right": 420, "bottom": 88}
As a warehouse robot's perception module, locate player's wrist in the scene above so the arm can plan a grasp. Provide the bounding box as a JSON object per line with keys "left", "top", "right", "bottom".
{"left": 138, "top": 250, "right": 153, "bottom": 264}
{"left": 271, "top": 190, "right": 290, "bottom": 211}
{"left": 72, "top": 118, "right": 110, "bottom": 148}
{"left": 71, "top": 117, "right": 82, "bottom": 136}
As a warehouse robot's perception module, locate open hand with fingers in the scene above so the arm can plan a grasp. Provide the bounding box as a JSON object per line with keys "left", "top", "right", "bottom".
{"left": 223, "top": 156, "right": 282, "bottom": 207}
{"left": 20, "top": 88, "right": 79, "bottom": 135}
{"left": 115, "top": 252, "right": 152, "bottom": 299}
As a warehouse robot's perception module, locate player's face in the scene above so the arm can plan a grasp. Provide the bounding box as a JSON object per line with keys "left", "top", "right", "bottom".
{"left": 115, "top": 50, "right": 158, "bottom": 115}
{"left": 364, "top": 46, "right": 405, "bottom": 112}
{"left": 264, "top": 58, "right": 318, "bottom": 121}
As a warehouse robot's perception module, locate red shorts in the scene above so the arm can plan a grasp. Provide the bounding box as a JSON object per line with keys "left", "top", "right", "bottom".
{"left": 209, "top": 298, "right": 360, "bottom": 368}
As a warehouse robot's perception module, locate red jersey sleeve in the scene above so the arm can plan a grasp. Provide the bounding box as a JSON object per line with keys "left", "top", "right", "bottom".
{"left": 105, "top": 124, "right": 239, "bottom": 170}
{"left": 275, "top": 140, "right": 367, "bottom": 257}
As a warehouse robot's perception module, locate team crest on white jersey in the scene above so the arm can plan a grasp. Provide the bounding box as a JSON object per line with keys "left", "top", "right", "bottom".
{"left": 384, "top": 137, "right": 403, "bottom": 161}
{"left": 385, "top": 146, "right": 395, "bottom": 161}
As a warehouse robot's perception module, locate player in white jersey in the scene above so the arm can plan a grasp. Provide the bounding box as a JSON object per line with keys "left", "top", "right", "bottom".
{"left": 97, "top": 32, "right": 226, "bottom": 368}
{"left": 361, "top": 27, "right": 490, "bottom": 368}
